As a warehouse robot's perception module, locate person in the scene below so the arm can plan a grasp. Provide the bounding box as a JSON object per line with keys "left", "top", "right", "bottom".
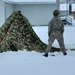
{"left": 43, "top": 10, "right": 67, "bottom": 57}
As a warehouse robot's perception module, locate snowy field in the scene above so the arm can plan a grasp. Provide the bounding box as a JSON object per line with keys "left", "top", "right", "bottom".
{"left": 33, "top": 26, "right": 75, "bottom": 49}
{"left": 0, "top": 26, "right": 75, "bottom": 75}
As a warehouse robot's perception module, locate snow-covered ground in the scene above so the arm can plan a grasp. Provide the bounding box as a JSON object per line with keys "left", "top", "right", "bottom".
{"left": 33, "top": 26, "right": 75, "bottom": 49}
{"left": 0, "top": 25, "right": 75, "bottom": 75}
{"left": 0, "top": 50, "right": 75, "bottom": 75}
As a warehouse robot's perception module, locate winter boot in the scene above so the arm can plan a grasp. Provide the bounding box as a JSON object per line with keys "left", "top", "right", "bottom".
{"left": 43, "top": 54, "right": 48, "bottom": 57}
{"left": 63, "top": 52, "right": 67, "bottom": 55}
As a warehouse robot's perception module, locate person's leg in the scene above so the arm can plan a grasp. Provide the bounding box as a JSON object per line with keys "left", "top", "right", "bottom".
{"left": 44, "top": 36, "right": 55, "bottom": 57}
{"left": 57, "top": 35, "right": 67, "bottom": 55}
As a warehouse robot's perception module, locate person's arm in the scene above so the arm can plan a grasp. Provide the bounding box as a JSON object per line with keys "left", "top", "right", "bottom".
{"left": 61, "top": 21, "right": 64, "bottom": 34}
{"left": 48, "top": 21, "right": 52, "bottom": 36}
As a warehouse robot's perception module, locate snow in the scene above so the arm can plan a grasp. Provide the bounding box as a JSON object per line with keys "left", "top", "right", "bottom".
{"left": 0, "top": 50, "right": 75, "bottom": 75}
{"left": 60, "top": 3, "right": 69, "bottom": 11}
{"left": 68, "top": 15, "right": 75, "bottom": 26}
{"left": 72, "top": 4, "right": 75, "bottom": 12}
{"left": 0, "top": 25, "right": 75, "bottom": 75}
{"left": 3, "top": 0, "right": 56, "bottom": 3}
{"left": 33, "top": 26, "right": 75, "bottom": 49}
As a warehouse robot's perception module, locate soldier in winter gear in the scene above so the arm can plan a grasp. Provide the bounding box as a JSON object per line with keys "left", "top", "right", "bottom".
{"left": 43, "top": 10, "right": 67, "bottom": 57}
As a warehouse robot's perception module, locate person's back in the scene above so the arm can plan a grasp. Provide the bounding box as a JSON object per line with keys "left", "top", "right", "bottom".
{"left": 48, "top": 16, "right": 64, "bottom": 38}
{"left": 43, "top": 10, "right": 67, "bottom": 57}
{"left": 51, "top": 17, "right": 63, "bottom": 30}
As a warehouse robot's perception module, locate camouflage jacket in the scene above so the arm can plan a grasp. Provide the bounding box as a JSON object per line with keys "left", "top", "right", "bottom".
{"left": 48, "top": 16, "right": 64, "bottom": 36}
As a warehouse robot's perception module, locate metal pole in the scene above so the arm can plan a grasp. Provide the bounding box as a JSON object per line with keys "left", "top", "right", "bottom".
{"left": 4, "top": 2, "right": 7, "bottom": 21}
{"left": 66, "top": 0, "right": 69, "bottom": 16}
{"left": 56, "top": 0, "right": 60, "bottom": 11}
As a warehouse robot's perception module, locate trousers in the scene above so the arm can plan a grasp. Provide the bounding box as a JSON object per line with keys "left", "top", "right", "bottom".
{"left": 45, "top": 31, "right": 66, "bottom": 54}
